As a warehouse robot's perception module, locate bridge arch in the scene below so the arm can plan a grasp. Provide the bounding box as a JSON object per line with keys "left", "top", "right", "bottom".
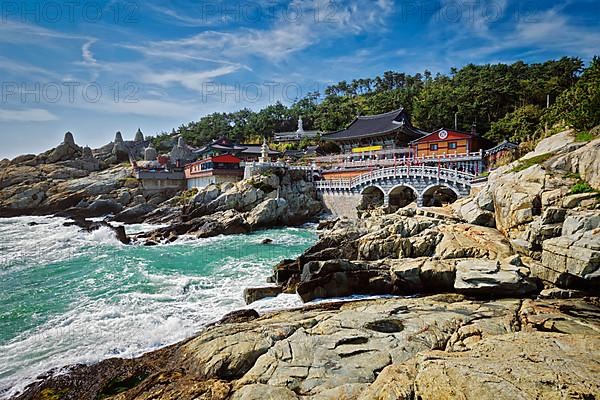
{"left": 388, "top": 184, "right": 418, "bottom": 209}
{"left": 359, "top": 185, "right": 385, "bottom": 210}
{"left": 422, "top": 183, "right": 460, "bottom": 207}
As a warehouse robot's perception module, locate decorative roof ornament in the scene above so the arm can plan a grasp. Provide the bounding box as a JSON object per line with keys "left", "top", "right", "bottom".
{"left": 115, "top": 131, "right": 124, "bottom": 144}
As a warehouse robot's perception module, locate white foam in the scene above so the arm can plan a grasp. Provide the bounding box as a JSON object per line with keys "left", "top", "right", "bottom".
{"left": 0, "top": 217, "right": 318, "bottom": 398}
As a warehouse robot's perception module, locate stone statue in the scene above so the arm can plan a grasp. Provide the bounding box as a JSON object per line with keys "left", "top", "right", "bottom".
{"left": 297, "top": 116, "right": 304, "bottom": 133}
{"left": 112, "top": 131, "right": 129, "bottom": 162}
{"left": 259, "top": 138, "right": 270, "bottom": 163}
{"left": 170, "top": 136, "right": 191, "bottom": 164}
{"left": 82, "top": 146, "right": 93, "bottom": 159}
{"left": 144, "top": 143, "right": 158, "bottom": 161}
{"left": 48, "top": 131, "right": 80, "bottom": 163}
{"left": 134, "top": 128, "right": 144, "bottom": 143}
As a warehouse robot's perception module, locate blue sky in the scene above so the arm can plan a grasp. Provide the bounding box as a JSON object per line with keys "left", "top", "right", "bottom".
{"left": 0, "top": 0, "right": 599, "bottom": 158}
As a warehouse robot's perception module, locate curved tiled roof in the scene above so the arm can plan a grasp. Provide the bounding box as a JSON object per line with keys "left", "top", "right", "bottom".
{"left": 323, "top": 108, "right": 426, "bottom": 141}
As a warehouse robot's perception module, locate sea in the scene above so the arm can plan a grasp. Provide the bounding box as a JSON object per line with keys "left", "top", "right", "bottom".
{"left": 0, "top": 216, "right": 317, "bottom": 398}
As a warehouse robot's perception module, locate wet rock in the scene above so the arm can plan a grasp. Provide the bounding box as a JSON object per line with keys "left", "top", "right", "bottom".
{"left": 217, "top": 309, "right": 260, "bottom": 325}
{"left": 243, "top": 286, "right": 282, "bottom": 305}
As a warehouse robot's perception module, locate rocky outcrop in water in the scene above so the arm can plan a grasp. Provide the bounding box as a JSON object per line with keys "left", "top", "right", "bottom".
{"left": 13, "top": 295, "right": 600, "bottom": 400}
{"left": 135, "top": 168, "right": 323, "bottom": 244}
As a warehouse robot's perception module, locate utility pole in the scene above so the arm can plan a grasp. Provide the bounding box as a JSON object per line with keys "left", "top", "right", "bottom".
{"left": 454, "top": 112, "right": 458, "bottom": 130}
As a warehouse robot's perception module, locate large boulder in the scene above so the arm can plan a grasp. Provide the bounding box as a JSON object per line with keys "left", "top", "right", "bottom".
{"left": 550, "top": 137, "right": 600, "bottom": 190}
{"left": 245, "top": 198, "right": 288, "bottom": 227}
{"left": 454, "top": 259, "right": 537, "bottom": 297}
{"left": 296, "top": 259, "right": 391, "bottom": 302}
{"left": 435, "top": 224, "right": 513, "bottom": 260}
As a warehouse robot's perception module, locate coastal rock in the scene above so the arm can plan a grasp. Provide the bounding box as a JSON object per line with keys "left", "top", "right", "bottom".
{"left": 17, "top": 296, "right": 600, "bottom": 400}
{"left": 552, "top": 137, "right": 600, "bottom": 190}
{"left": 490, "top": 164, "right": 545, "bottom": 236}
{"left": 412, "top": 332, "right": 600, "bottom": 400}
{"left": 246, "top": 198, "right": 288, "bottom": 227}
{"left": 541, "top": 232, "right": 600, "bottom": 288}
{"left": 296, "top": 259, "right": 391, "bottom": 302}
{"left": 454, "top": 259, "right": 537, "bottom": 297}
{"left": 114, "top": 204, "right": 156, "bottom": 224}
{"left": 452, "top": 197, "right": 496, "bottom": 227}
{"left": 243, "top": 286, "right": 283, "bottom": 305}
{"left": 435, "top": 224, "right": 513, "bottom": 260}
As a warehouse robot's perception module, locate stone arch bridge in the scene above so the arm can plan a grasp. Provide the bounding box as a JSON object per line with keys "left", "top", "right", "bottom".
{"left": 315, "top": 166, "right": 475, "bottom": 218}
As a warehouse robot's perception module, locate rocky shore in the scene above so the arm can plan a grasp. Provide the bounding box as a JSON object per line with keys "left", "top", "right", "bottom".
{"left": 5, "top": 131, "right": 600, "bottom": 399}
{"left": 12, "top": 295, "right": 600, "bottom": 399}
{"left": 133, "top": 168, "right": 323, "bottom": 244}
{"left": 0, "top": 134, "right": 322, "bottom": 242}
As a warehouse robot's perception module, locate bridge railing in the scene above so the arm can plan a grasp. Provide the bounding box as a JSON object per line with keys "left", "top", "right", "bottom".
{"left": 314, "top": 166, "right": 476, "bottom": 191}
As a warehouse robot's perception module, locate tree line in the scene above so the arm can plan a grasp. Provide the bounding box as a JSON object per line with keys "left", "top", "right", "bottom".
{"left": 154, "top": 56, "right": 600, "bottom": 150}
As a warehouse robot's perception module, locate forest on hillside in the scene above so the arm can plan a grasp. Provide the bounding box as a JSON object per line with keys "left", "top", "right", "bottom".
{"left": 155, "top": 56, "right": 600, "bottom": 149}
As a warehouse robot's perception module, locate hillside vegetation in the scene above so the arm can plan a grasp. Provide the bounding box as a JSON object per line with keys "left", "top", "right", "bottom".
{"left": 155, "top": 56, "right": 600, "bottom": 149}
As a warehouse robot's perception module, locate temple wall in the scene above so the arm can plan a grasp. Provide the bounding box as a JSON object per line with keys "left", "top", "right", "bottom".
{"left": 141, "top": 179, "right": 186, "bottom": 194}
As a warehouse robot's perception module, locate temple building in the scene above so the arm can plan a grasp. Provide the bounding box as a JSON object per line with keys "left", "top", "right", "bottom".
{"left": 410, "top": 126, "right": 490, "bottom": 157}
{"left": 193, "top": 137, "right": 280, "bottom": 162}
{"left": 409, "top": 126, "right": 493, "bottom": 175}
{"left": 184, "top": 154, "right": 244, "bottom": 189}
{"left": 322, "top": 108, "right": 426, "bottom": 154}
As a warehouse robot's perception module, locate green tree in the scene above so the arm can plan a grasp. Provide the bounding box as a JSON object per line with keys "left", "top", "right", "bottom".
{"left": 486, "top": 104, "right": 544, "bottom": 143}
{"left": 543, "top": 57, "right": 600, "bottom": 131}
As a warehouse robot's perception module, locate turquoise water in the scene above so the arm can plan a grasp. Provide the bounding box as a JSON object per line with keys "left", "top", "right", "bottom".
{"left": 0, "top": 216, "right": 317, "bottom": 398}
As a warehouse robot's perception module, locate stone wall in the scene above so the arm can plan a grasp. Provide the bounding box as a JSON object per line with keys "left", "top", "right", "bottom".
{"left": 321, "top": 192, "right": 362, "bottom": 219}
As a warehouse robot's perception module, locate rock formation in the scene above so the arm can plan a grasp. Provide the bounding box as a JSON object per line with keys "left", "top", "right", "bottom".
{"left": 112, "top": 131, "right": 130, "bottom": 162}
{"left": 12, "top": 296, "right": 600, "bottom": 400}
{"left": 134, "top": 128, "right": 144, "bottom": 143}
{"left": 135, "top": 168, "right": 323, "bottom": 243}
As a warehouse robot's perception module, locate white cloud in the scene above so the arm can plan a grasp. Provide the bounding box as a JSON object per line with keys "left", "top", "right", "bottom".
{"left": 0, "top": 108, "right": 59, "bottom": 122}
{"left": 142, "top": 66, "right": 241, "bottom": 92}
{"left": 132, "top": 0, "right": 395, "bottom": 64}
{"left": 81, "top": 40, "right": 98, "bottom": 65}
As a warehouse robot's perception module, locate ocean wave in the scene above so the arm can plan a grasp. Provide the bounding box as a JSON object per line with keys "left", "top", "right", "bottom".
{"left": 0, "top": 217, "right": 317, "bottom": 398}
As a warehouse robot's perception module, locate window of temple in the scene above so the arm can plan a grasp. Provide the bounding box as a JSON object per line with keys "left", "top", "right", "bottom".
{"left": 430, "top": 144, "right": 439, "bottom": 151}
{"left": 448, "top": 142, "right": 457, "bottom": 149}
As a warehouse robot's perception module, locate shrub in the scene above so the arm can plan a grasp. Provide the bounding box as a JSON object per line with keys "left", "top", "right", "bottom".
{"left": 575, "top": 131, "right": 595, "bottom": 142}
{"left": 570, "top": 181, "right": 596, "bottom": 194}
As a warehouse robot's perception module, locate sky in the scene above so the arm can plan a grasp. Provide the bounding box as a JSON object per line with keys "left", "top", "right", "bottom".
{"left": 0, "top": 0, "right": 599, "bottom": 158}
